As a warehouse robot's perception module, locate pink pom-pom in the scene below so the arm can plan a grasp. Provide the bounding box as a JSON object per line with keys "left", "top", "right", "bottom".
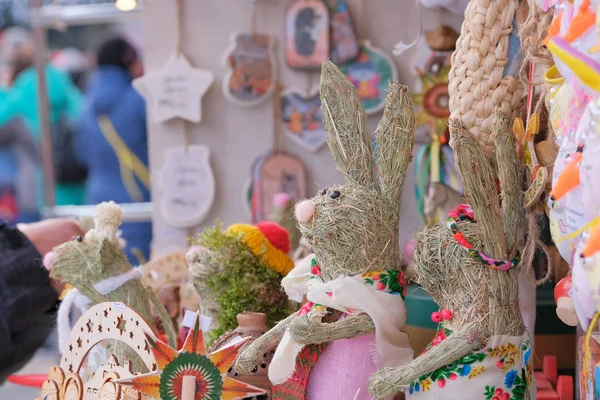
{"left": 295, "top": 200, "right": 315, "bottom": 223}
{"left": 43, "top": 251, "right": 56, "bottom": 271}
{"left": 431, "top": 311, "right": 442, "bottom": 323}
{"left": 273, "top": 192, "right": 292, "bottom": 208}
{"left": 404, "top": 239, "right": 415, "bottom": 263}
{"left": 441, "top": 309, "right": 453, "bottom": 320}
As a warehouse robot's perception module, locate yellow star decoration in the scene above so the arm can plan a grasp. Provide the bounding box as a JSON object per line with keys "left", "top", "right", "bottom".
{"left": 411, "top": 64, "right": 452, "bottom": 137}
{"left": 118, "top": 314, "right": 264, "bottom": 400}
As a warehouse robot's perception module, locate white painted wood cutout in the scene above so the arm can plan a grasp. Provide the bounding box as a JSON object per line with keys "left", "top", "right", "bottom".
{"left": 133, "top": 54, "right": 214, "bottom": 124}
{"left": 157, "top": 145, "right": 215, "bottom": 229}
{"left": 60, "top": 302, "right": 158, "bottom": 375}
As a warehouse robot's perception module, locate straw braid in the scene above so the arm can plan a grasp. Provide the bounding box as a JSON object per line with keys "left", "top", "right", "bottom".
{"left": 448, "top": 0, "right": 525, "bottom": 154}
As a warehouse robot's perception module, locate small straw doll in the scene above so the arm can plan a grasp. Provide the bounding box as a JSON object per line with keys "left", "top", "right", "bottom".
{"left": 49, "top": 202, "right": 177, "bottom": 355}
{"left": 369, "top": 111, "right": 535, "bottom": 399}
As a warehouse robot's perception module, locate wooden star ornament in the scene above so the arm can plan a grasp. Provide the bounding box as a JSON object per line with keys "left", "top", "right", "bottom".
{"left": 116, "top": 313, "right": 264, "bottom": 400}
{"left": 134, "top": 54, "right": 214, "bottom": 124}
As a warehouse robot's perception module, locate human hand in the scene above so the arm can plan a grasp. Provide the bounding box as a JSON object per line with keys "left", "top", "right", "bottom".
{"left": 17, "top": 219, "right": 84, "bottom": 294}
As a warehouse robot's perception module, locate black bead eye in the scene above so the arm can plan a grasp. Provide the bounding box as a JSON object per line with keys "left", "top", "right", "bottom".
{"left": 76, "top": 236, "right": 83, "bottom": 243}
{"left": 320, "top": 188, "right": 327, "bottom": 196}
{"left": 330, "top": 190, "right": 341, "bottom": 199}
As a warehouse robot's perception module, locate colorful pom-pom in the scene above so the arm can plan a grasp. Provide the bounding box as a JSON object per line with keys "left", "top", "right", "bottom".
{"left": 431, "top": 311, "right": 442, "bottom": 323}
{"left": 441, "top": 309, "right": 453, "bottom": 320}
{"left": 295, "top": 200, "right": 315, "bottom": 223}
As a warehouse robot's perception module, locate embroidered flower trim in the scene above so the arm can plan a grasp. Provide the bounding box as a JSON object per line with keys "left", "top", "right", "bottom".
{"left": 447, "top": 204, "right": 521, "bottom": 271}
{"left": 409, "top": 336, "right": 533, "bottom": 399}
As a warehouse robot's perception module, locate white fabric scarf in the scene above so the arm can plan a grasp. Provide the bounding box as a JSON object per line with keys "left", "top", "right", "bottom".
{"left": 269, "top": 254, "right": 414, "bottom": 385}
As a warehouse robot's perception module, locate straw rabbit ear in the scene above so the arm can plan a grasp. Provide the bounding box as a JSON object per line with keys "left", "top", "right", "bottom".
{"left": 320, "top": 60, "right": 377, "bottom": 189}
{"left": 450, "top": 119, "right": 507, "bottom": 259}
{"left": 492, "top": 109, "right": 523, "bottom": 257}
{"left": 375, "top": 83, "right": 415, "bottom": 207}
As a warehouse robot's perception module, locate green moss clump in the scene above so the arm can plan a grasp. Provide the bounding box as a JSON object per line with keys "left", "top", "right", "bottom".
{"left": 192, "top": 223, "right": 296, "bottom": 345}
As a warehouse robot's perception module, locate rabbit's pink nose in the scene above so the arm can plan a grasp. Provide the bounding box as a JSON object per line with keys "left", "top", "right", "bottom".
{"left": 295, "top": 200, "right": 315, "bottom": 223}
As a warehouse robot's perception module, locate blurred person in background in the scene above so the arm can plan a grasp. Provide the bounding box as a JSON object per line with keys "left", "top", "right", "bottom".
{"left": 75, "top": 36, "right": 151, "bottom": 264}
{"left": 51, "top": 47, "right": 90, "bottom": 92}
{"left": 0, "top": 26, "right": 84, "bottom": 213}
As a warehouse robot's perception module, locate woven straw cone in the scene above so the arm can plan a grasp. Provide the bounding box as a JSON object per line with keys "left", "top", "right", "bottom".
{"left": 448, "top": 0, "right": 525, "bottom": 154}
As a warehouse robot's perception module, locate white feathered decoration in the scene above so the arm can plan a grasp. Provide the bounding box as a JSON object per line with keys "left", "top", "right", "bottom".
{"left": 419, "top": 0, "right": 469, "bottom": 15}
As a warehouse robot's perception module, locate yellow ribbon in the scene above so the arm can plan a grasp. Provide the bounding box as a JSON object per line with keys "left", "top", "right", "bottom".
{"left": 97, "top": 116, "right": 151, "bottom": 202}
{"left": 547, "top": 39, "right": 600, "bottom": 93}
{"left": 557, "top": 217, "right": 600, "bottom": 243}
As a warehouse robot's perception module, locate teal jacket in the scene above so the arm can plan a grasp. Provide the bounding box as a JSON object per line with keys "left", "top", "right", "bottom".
{"left": 0, "top": 65, "right": 84, "bottom": 207}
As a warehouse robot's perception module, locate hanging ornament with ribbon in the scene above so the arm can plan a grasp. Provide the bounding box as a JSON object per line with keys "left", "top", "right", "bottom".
{"left": 412, "top": 24, "right": 463, "bottom": 226}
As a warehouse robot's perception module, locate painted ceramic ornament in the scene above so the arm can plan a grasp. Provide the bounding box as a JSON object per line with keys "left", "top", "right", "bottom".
{"left": 251, "top": 152, "right": 307, "bottom": 223}
{"left": 118, "top": 314, "right": 265, "bottom": 400}
{"left": 326, "top": 0, "right": 359, "bottom": 64}
{"left": 337, "top": 41, "right": 398, "bottom": 115}
{"left": 158, "top": 145, "right": 215, "bottom": 229}
{"left": 281, "top": 86, "right": 327, "bottom": 152}
{"left": 412, "top": 63, "right": 451, "bottom": 137}
{"left": 222, "top": 33, "right": 277, "bottom": 107}
{"left": 285, "top": 0, "right": 330, "bottom": 70}
{"left": 133, "top": 54, "right": 214, "bottom": 124}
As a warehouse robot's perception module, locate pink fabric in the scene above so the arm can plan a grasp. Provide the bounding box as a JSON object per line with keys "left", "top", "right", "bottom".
{"left": 306, "top": 333, "right": 381, "bottom": 400}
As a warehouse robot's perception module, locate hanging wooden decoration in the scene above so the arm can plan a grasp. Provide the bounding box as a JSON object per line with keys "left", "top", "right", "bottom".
{"left": 251, "top": 152, "right": 307, "bottom": 223}
{"left": 281, "top": 86, "right": 327, "bottom": 152}
{"left": 285, "top": 0, "right": 330, "bottom": 70}
{"left": 133, "top": 54, "right": 214, "bottom": 124}
{"left": 117, "top": 314, "right": 265, "bottom": 400}
{"left": 513, "top": 114, "right": 549, "bottom": 208}
{"left": 326, "top": 0, "right": 359, "bottom": 64}
{"left": 337, "top": 41, "right": 398, "bottom": 115}
{"left": 157, "top": 145, "right": 215, "bottom": 229}
{"left": 133, "top": 0, "right": 214, "bottom": 124}
{"left": 249, "top": 85, "right": 308, "bottom": 223}
{"left": 222, "top": 33, "right": 277, "bottom": 107}
{"left": 411, "top": 26, "right": 463, "bottom": 227}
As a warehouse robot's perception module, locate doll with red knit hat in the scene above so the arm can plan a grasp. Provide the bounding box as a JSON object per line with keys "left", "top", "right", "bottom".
{"left": 187, "top": 220, "right": 297, "bottom": 344}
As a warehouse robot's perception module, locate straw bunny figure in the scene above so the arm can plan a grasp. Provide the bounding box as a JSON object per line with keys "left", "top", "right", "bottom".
{"left": 234, "top": 60, "right": 414, "bottom": 400}
{"left": 369, "top": 111, "right": 535, "bottom": 399}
